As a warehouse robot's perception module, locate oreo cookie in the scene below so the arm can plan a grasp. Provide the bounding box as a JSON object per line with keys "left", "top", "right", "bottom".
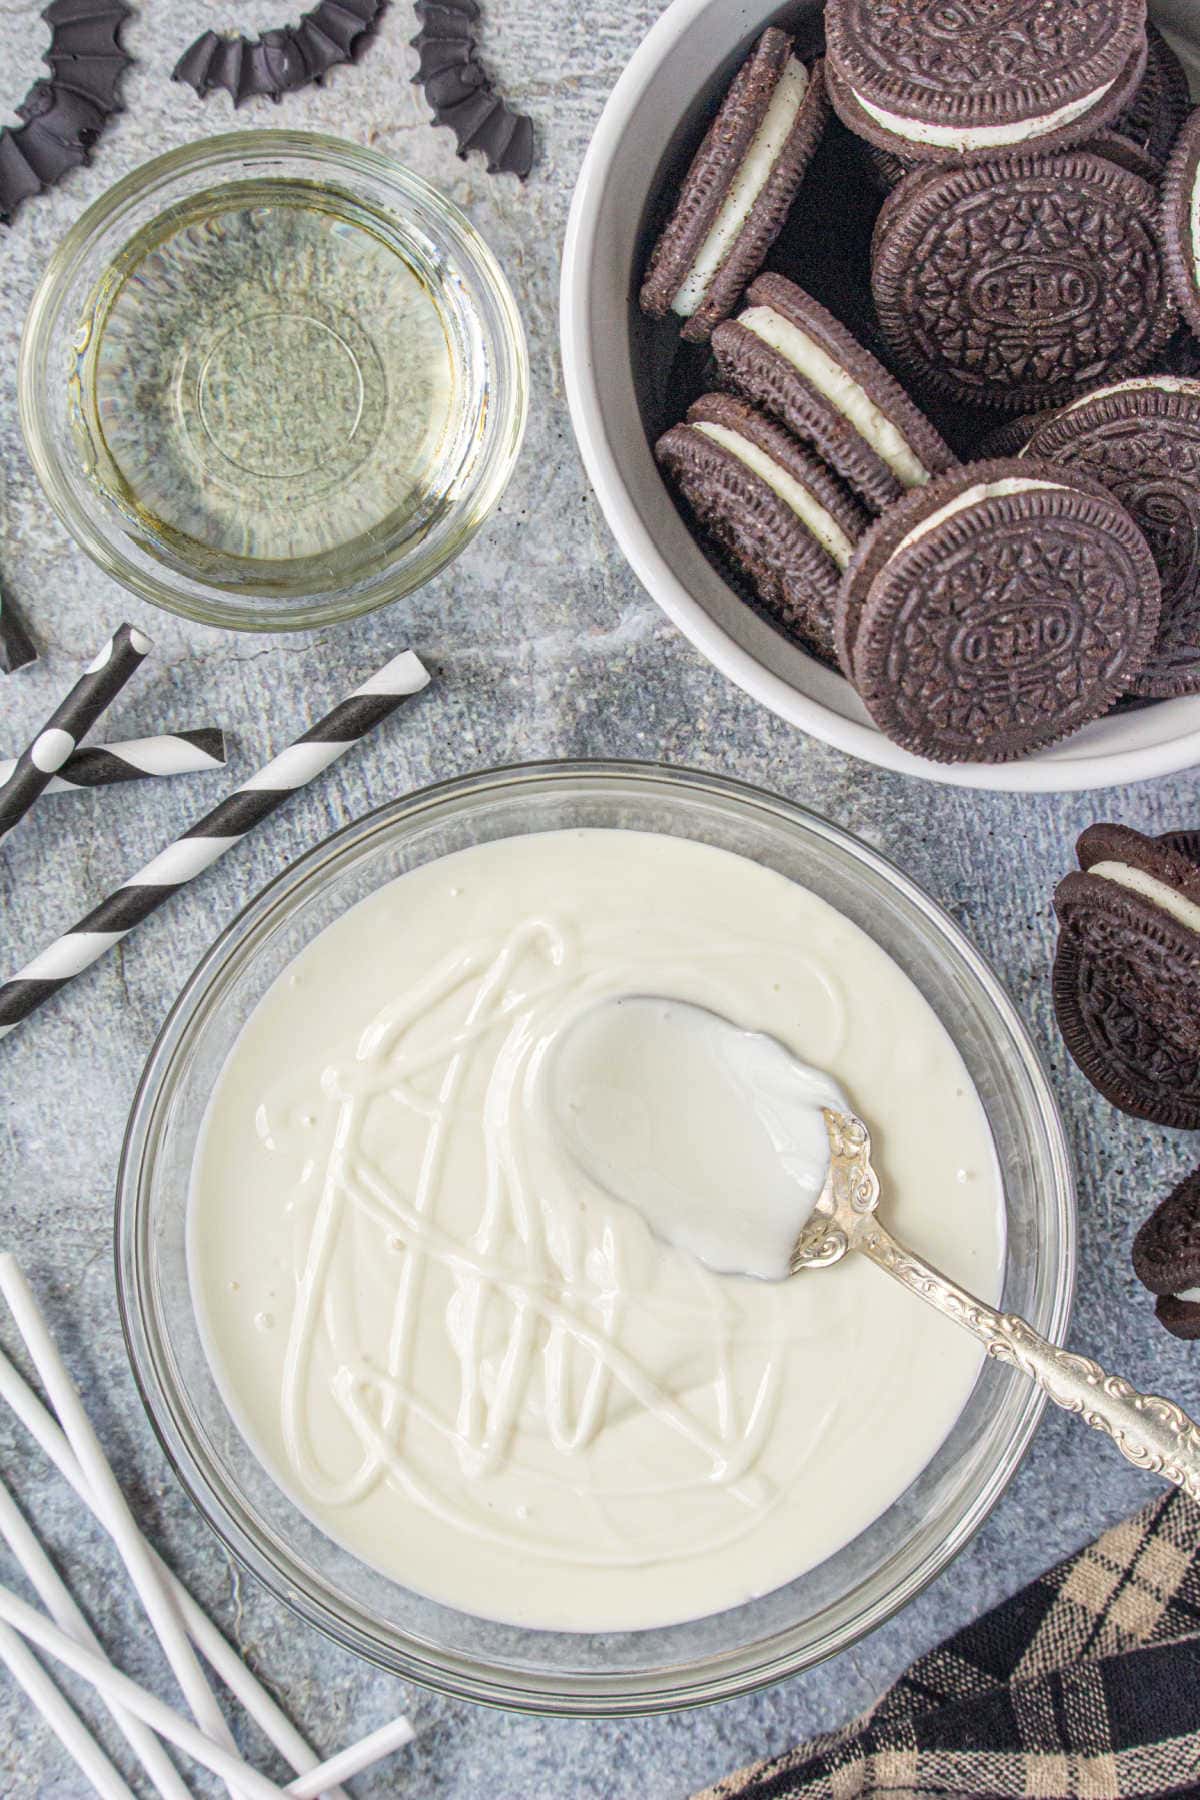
{"left": 1023, "top": 377, "right": 1200, "bottom": 698}
{"left": 1083, "top": 128, "right": 1167, "bottom": 187}
{"left": 976, "top": 413, "right": 1046, "bottom": 459}
{"left": 655, "top": 392, "right": 868, "bottom": 660}
{"left": 824, "top": 0, "right": 1147, "bottom": 163}
{"left": 710, "top": 274, "right": 954, "bottom": 513}
{"left": 837, "top": 459, "right": 1161, "bottom": 764}
{"left": 1162, "top": 108, "right": 1200, "bottom": 342}
{"left": 872, "top": 152, "right": 1179, "bottom": 414}
{"left": 1132, "top": 1167, "right": 1200, "bottom": 1339}
{"left": 1054, "top": 827, "right": 1200, "bottom": 1130}
{"left": 1111, "top": 23, "right": 1192, "bottom": 172}
{"left": 1055, "top": 825, "right": 1200, "bottom": 1055}
{"left": 640, "top": 29, "right": 829, "bottom": 343}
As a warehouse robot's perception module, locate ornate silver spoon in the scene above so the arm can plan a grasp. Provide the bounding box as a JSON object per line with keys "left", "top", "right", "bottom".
{"left": 800, "top": 1106, "right": 1200, "bottom": 1501}
{"left": 552, "top": 997, "right": 1200, "bottom": 1501}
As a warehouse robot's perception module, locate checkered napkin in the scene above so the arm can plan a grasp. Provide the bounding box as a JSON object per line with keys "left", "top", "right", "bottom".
{"left": 699, "top": 1490, "right": 1200, "bottom": 1800}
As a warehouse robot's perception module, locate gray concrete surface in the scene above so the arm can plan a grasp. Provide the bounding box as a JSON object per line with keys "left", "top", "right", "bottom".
{"left": 1, "top": 1, "right": 1198, "bottom": 1793}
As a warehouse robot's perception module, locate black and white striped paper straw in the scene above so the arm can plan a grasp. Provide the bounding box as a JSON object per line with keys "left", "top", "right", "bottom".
{"left": 0, "top": 624, "right": 151, "bottom": 845}
{"left": 0, "top": 650, "right": 429, "bottom": 1042}
{"left": 0, "top": 589, "right": 36, "bottom": 676}
{"left": 0, "top": 731, "right": 227, "bottom": 795}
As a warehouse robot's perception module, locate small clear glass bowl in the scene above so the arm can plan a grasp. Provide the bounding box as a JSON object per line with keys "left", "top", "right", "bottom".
{"left": 116, "top": 763, "right": 1075, "bottom": 1714}
{"left": 19, "top": 132, "right": 528, "bottom": 632}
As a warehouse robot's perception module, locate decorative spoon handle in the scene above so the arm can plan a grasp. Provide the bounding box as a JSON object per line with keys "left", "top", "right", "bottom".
{"left": 854, "top": 1215, "right": 1200, "bottom": 1502}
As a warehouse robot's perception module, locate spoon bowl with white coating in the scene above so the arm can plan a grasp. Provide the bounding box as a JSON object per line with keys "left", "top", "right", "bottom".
{"left": 553, "top": 997, "right": 1200, "bottom": 1503}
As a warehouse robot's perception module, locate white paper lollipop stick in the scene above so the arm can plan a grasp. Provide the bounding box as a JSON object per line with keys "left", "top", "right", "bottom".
{"left": 0, "top": 1258, "right": 247, "bottom": 1800}
{"left": 0, "top": 1585, "right": 287, "bottom": 1800}
{"left": 0, "top": 1618, "right": 137, "bottom": 1800}
{"left": 0, "top": 1585, "right": 414, "bottom": 1800}
{"left": 0, "top": 1339, "right": 397, "bottom": 1800}
{"left": 285, "top": 1716, "right": 415, "bottom": 1794}
{"left": 0, "top": 1471, "right": 190, "bottom": 1800}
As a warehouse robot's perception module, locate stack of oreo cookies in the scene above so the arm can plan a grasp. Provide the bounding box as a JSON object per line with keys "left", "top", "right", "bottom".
{"left": 1052, "top": 824, "right": 1200, "bottom": 1337}
{"left": 641, "top": 5, "right": 1200, "bottom": 765}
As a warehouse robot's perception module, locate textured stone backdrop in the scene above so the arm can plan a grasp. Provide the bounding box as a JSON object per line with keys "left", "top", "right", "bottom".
{"left": 1, "top": 1, "right": 1198, "bottom": 1794}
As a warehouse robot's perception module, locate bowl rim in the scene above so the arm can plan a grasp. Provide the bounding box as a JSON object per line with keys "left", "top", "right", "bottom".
{"left": 19, "top": 128, "right": 529, "bottom": 633}
{"left": 557, "top": 0, "right": 1200, "bottom": 793}
{"left": 115, "top": 758, "right": 1076, "bottom": 1714}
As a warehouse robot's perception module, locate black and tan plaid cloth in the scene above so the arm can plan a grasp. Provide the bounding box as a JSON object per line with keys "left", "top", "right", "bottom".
{"left": 700, "top": 1490, "right": 1200, "bottom": 1800}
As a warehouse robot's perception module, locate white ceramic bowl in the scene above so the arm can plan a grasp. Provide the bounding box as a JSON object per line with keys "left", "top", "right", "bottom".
{"left": 560, "top": 0, "right": 1200, "bottom": 792}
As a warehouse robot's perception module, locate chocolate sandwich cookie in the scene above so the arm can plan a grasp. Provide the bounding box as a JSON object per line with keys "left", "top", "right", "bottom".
{"left": 1162, "top": 108, "right": 1200, "bottom": 341}
{"left": 640, "top": 30, "right": 829, "bottom": 344}
{"left": 710, "top": 275, "right": 955, "bottom": 513}
{"left": 858, "top": 141, "right": 912, "bottom": 196}
{"left": 1111, "top": 23, "right": 1192, "bottom": 171}
{"left": 837, "top": 459, "right": 1161, "bottom": 764}
{"left": 1132, "top": 1167, "right": 1200, "bottom": 1339}
{"left": 1053, "top": 826, "right": 1200, "bottom": 1129}
{"left": 655, "top": 392, "right": 869, "bottom": 659}
{"left": 824, "top": 0, "right": 1147, "bottom": 164}
{"left": 1023, "top": 377, "right": 1200, "bottom": 697}
{"left": 873, "top": 153, "right": 1178, "bottom": 415}
{"left": 862, "top": 126, "right": 1163, "bottom": 194}
{"left": 1083, "top": 128, "right": 1167, "bottom": 186}
{"left": 976, "top": 413, "right": 1047, "bottom": 459}
{"left": 1055, "top": 825, "right": 1200, "bottom": 1054}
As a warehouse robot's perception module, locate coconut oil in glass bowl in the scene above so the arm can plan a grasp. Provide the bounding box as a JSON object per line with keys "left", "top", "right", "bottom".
{"left": 21, "top": 134, "right": 527, "bottom": 630}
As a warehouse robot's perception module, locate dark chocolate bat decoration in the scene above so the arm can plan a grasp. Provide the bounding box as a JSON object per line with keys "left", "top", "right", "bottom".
{"left": 173, "top": 0, "right": 385, "bottom": 104}
{"left": 0, "top": 0, "right": 132, "bottom": 226}
{"left": 410, "top": 0, "right": 533, "bottom": 179}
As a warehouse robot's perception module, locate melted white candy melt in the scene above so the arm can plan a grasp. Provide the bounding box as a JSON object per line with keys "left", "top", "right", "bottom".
{"left": 551, "top": 997, "right": 848, "bottom": 1281}
{"left": 188, "top": 829, "right": 1005, "bottom": 1632}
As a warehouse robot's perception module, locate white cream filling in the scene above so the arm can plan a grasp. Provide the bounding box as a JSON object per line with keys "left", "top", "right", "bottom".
{"left": 673, "top": 59, "right": 809, "bottom": 318}
{"left": 854, "top": 78, "right": 1113, "bottom": 152}
{"left": 892, "top": 479, "right": 1066, "bottom": 554}
{"left": 739, "top": 304, "right": 929, "bottom": 486}
{"left": 1089, "top": 860, "right": 1200, "bottom": 937}
{"left": 1056, "top": 375, "right": 1200, "bottom": 417}
{"left": 694, "top": 419, "right": 854, "bottom": 567}
{"left": 1174, "top": 1285, "right": 1200, "bottom": 1304}
{"left": 1189, "top": 164, "right": 1200, "bottom": 290}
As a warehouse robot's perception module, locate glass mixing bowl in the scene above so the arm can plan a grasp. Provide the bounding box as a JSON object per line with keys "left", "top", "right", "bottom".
{"left": 20, "top": 132, "right": 527, "bottom": 632}
{"left": 116, "top": 762, "right": 1075, "bottom": 1713}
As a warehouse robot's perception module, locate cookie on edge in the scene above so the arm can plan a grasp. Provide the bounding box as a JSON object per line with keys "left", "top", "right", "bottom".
{"left": 1132, "top": 1167, "right": 1200, "bottom": 1339}
{"left": 872, "top": 153, "right": 1179, "bottom": 414}
{"left": 1111, "top": 23, "right": 1192, "bottom": 170}
{"left": 639, "top": 29, "right": 829, "bottom": 344}
{"left": 837, "top": 459, "right": 1161, "bottom": 764}
{"left": 710, "top": 273, "right": 955, "bottom": 513}
{"left": 1024, "top": 377, "right": 1200, "bottom": 697}
{"left": 1054, "top": 827, "right": 1200, "bottom": 1130}
{"left": 824, "top": 0, "right": 1148, "bottom": 163}
{"left": 1055, "top": 825, "right": 1200, "bottom": 1055}
{"left": 1162, "top": 108, "right": 1200, "bottom": 341}
{"left": 655, "top": 392, "right": 869, "bottom": 661}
